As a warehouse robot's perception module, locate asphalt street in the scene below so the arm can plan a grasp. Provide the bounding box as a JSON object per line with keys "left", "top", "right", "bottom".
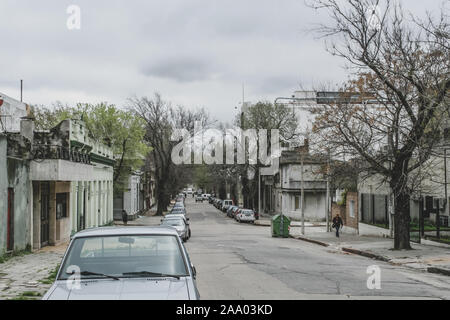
{"left": 182, "top": 197, "right": 450, "bottom": 300}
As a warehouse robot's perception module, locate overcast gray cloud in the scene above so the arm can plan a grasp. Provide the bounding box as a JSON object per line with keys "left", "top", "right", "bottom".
{"left": 0, "top": 0, "right": 444, "bottom": 122}
{"left": 141, "top": 56, "right": 218, "bottom": 83}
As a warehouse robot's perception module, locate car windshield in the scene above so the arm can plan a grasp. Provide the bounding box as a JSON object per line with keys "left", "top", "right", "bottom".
{"left": 58, "top": 235, "right": 188, "bottom": 280}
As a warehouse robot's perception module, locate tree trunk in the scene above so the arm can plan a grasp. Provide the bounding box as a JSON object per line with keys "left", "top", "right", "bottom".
{"left": 155, "top": 168, "right": 169, "bottom": 216}
{"left": 391, "top": 174, "right": 412, "bottom": 250}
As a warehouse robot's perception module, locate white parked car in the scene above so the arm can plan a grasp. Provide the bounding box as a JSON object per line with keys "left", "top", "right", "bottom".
{"left": 236, "top": 209, "right": 255, "bottom": 223}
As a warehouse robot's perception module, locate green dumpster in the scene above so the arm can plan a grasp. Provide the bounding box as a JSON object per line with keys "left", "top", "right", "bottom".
{"left": 271, "top": 214, "right": 291, "bottom": 238}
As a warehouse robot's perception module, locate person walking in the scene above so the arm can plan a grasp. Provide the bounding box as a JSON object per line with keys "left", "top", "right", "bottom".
{"left": 122, "top": 209, "right": 128, "bottom": 226}
{"left": 332, "top": 213, "right": 344, "bottom": 237}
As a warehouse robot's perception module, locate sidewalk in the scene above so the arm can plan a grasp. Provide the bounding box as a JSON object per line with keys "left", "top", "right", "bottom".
{"left": 289, "top": 227, "right": 450, "bottom": 276}
{"left": 0, "top": 242, "right": 68, "bottom": 300}
{"left": 254, "top": 217, "right": 326, "bottom": 227}
{"left": 114, "top": 208, "right": 167, "bottom": 227}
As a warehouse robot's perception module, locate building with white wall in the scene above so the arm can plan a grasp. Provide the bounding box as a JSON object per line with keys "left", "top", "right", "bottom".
{"left": 261, "top": 141, "right": 328, "bottom": 221}
{"left": 0, "top": 92, "right": 30, "bottom": 133}
{"left": 30, "top": 118, "right": 114, "bottom": 249}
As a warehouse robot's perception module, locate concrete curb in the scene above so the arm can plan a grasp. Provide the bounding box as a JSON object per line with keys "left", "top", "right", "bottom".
{"left": 427, "top": 267, "right": 450, "bottom": 277}
{"left": 291, "top": 235, "right": 329, "bottom": 247}
{"left": 341, "top": 247, "right": 390, "bottom": 262}
{"left": 254, "top": 222, "right": 270, "bottom": 227}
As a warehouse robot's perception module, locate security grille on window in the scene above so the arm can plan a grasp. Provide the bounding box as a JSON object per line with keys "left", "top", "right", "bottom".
{"left": 56, "top": 193, "right": 68, "bottom": 219}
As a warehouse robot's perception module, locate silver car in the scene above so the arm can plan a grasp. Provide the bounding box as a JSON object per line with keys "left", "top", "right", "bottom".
{"left": 42, "top": 227, "right": 200, "bottom": 300}
{"left": 163, "top": 214, "right": 191, "bottom": 239}
{"left": 161, "top": 217, "right": 189, "bottom": 242}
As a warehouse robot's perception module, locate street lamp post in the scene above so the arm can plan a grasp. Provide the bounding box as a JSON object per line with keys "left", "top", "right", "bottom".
{"left": 445, "top": 148, "right": 449, "bottom": 220}
{"left": 301, "top": 154, "right": 305, "bottom": 235}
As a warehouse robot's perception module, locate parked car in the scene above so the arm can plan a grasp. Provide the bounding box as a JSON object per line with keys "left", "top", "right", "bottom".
{"left": 231, "top": 206, "right": 240, "bottom": 218}
{"left": 236, "top": 209, "right": 256, "bottom": 223}
{"left": 209, "top": 197, "right": 215, "bottom": 204}
{"left": 161, "top": 217, "right": 190, "bottom": 242}
{"left": 203, "top": 194, "right": 211, "bottom": 201}
{"left": 170, "top": 207, "right": 187, "bottom": 216}
{"left": 216, "top": 200, "right": 223, "bottom": 210}
{"left": 42, "top": 226, "right": 200, "bottom": 300}
{"left": 195, "top": 195, "right": 204, "bottom": 202}
{"left": 173, "top": 202, "right": 184, "bottom": 208}
{"left": 227, "top": 205, "right": 237, "bottom": 218}
{"left": 163, "top": 214, "right": 191, "bottom": 239}
{"left": 233, "top": 208, "right": 242, "bottom": 220}
{"left": 222, "top": 199, "right": 233, "bottom": 212}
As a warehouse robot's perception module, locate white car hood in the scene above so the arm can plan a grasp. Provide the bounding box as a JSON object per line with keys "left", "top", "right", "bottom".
{"left": 45, "top": 278, "right": 190, "bottom": 300}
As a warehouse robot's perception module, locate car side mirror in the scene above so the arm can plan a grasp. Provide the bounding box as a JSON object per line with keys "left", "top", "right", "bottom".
{"left": 191, "top": 263, "right": 197, "bottom": 279}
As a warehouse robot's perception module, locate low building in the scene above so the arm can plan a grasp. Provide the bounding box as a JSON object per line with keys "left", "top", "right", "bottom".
{"left": 0, "top": 92, "right": 30, "bottom": 132}
{"left": 114, "top": 172, "right": 143, "bottom": 221}
{"left": 30, "top": 117, "right": 115, "bottom": 249}
{"left": 0, "top": 128, "right": 33, "bottom": 255}
{"left": 261, "top": 140, "right": 329, "bottom": 221}
{"left": 0, "top": 97, "right": 115, "bottom": 258}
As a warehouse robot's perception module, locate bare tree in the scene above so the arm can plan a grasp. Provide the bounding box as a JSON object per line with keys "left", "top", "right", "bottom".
{"left": 236, "top": 101, "right": 301, "bottom": 210}
{"left": 308, "top": 0, "right": 449, "bottom": 249}
{"left": 130, "top": 93, "right": 210, "bottom": 215}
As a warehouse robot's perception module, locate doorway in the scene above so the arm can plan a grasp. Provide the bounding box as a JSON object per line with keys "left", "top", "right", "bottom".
{"left": 7, "top": 188, "right": 14, "bottom": 251}
{"left": 40, "top": 182, "right": 50, "bottom": 247}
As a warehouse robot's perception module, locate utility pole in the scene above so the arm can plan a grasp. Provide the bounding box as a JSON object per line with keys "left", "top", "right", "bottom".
{"left": 258, "top": 169, "right": 261, "bottom": 217}
{"left": 20, "top": 80, "right": 23, "bottom": 102}
{"left": 445, "top": 148, "right": 449, "bottom": 219}
{"left": 301, "top": 154, "right": 305, "bottom": 235}
{"left": 326, "top": 149, "right": 330, "bottom": 232}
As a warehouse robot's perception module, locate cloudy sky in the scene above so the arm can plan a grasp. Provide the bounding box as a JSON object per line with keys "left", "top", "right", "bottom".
{"left": 0, "top": 0, "right": 443, "bottom": 123}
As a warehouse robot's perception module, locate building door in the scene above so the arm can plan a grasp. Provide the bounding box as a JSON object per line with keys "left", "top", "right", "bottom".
{"left": 40, "top": 183, "right": 50, "bottom": 247}
{"left": 78, "top": 186, "right": 86, "bottom": 231}
{"left": 7, "top": 188, "right": 14, "bottom": 251}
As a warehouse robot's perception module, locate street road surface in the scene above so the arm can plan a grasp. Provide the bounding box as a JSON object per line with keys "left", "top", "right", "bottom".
{"left": 182, "top": 197, "right": 450, "bottom": 300}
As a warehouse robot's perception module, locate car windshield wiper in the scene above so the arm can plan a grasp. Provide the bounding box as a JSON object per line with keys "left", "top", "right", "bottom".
{"left": 122, "top": 271, "right": 181, "bottom": 280}
{"left": 77, "top": 271, "right": 120, "bottom": 280}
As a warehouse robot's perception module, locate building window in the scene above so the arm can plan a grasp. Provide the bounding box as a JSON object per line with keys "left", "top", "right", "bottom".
{"left": 56, "top": 193, "right": 68, "bottom": 219}
{"left": 294, "top": 196, "right": 300, "bottom": 210}
{"left": 349, "top": 200, "right": 355, "bottom": 218}
{"left": 433, "top": 198, "right": 439, "bottom": 210}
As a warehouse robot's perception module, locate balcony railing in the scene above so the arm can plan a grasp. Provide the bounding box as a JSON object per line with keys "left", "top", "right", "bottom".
{"left": 33, "top": 144, "right": 91, "bottom": 164}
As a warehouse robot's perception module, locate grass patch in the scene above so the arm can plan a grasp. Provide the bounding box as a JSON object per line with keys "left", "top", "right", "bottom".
{"left": 12, "top": 291, "right": 42, "bottom": 300}
{"left": 410, "top": 221, "right": 450, "bottom": 232}
{"left": 364, "top": 221, "right": 450, "bottom": 232}
{"left": 0, "top": 248, "right": 32, "bottom": 264}
{"left": 425, "top": 235, "right": 450, "bottom": 245}
{"left": 39, "top": 264, "right": 60, "bottom": 285}
{"left": 21, "top": 291, "right": 42, "bottom": 297}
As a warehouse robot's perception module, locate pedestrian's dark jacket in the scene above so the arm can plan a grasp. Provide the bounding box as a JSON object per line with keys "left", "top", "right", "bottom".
{"left": 122, "top": 210, "right": 128, "bottom": 222}
{"left": 332, "top": 216, "right": 343, "bottom": 228}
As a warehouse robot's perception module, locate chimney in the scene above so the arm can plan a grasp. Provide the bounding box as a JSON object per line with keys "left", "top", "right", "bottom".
{"left": 299, "top": 138, "right": 309, "bottom": 154}
{"left": 20, "top": 117, "right": 35, "bottom": 145}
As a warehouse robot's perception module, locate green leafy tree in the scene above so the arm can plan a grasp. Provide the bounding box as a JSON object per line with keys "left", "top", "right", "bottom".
{"left": 32, "top": 103, "right": 150, "bottom": 195}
